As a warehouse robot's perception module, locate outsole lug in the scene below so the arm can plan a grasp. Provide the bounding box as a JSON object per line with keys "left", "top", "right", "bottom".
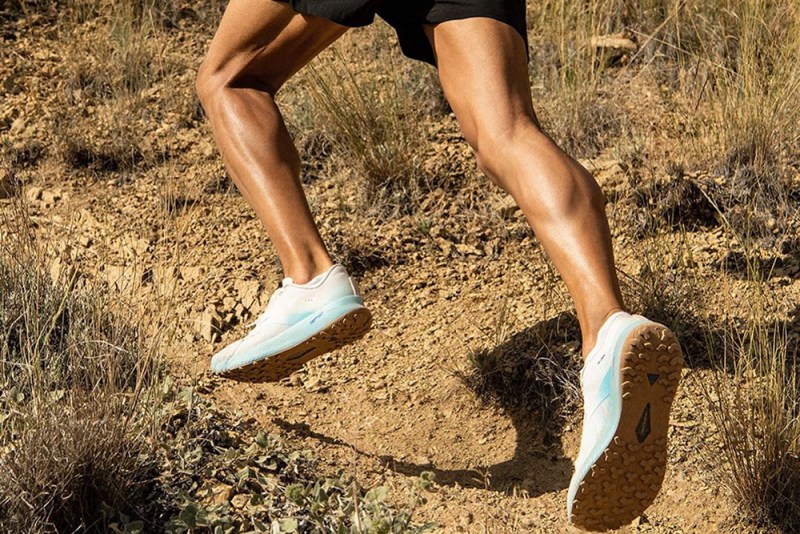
{"left": 571, "top": 323, "right": 684, "bottom": 532}
{"left": 218, "top": 308, "right": 372, "bottom": 383}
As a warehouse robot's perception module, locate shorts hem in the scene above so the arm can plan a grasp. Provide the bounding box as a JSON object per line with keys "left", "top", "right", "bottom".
{"left": 275, "top": 0, "right": 376, "bottom": 27}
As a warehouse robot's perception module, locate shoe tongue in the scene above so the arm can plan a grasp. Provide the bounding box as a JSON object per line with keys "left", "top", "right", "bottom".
{"left": 281, "top": 277, "right": 294, "bottom": 287}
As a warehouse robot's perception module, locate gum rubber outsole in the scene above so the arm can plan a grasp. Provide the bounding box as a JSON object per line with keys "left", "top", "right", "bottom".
{"left": 219, "top": 307, "right": 372, "bottom": 383}
{"left": 571, "top": 323, "right": 684, "bottom": 532}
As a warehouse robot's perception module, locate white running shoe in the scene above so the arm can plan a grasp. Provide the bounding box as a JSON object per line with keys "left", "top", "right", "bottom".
{"left": 210, "top": 264, "right": 372, "bottom": 382}
{"left": 567, "top": 311, "right": 684, "bottom": 531}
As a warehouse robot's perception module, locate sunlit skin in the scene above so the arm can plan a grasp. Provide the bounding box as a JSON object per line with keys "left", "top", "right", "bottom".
{"left": 196, "top": 0, "right": 626, "bottom": 358}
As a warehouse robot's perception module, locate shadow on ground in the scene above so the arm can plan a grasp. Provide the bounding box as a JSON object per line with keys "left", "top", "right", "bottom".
{"left": 275, "top": 312, "right": 583, "bottom": 497}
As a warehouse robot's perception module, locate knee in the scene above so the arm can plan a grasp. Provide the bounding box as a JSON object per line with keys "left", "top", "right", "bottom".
{"left": 472, "top": 118, "right": 608, "bottom": 211}
{"left": 471, "top": 118, "right": 541, "bottom": 187}
{"left": 195, "top": 59, "right": 218, "bottom": 110}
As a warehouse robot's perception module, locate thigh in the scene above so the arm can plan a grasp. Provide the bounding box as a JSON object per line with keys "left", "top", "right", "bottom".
{"left": 422, "top": 17, "right": 536, "bottom": 148}
{"left": 201, "top": 0, "right": 349, "bottom": 94}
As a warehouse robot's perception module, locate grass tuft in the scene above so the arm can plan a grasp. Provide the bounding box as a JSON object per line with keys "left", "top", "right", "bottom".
{"left": 305, "top": 33, "right": 433, "bottom": 214}
{"left": 0, "top": 399, "right": 156, "bottom": 533}
{"left": 703, "top": 306, "right": 800, "bottom": 531}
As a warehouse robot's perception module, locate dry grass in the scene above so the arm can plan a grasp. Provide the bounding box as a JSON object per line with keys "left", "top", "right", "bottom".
{"left": 457, "top": 246, "right": 583, "bottom": 425}
{"left": 701, "top": 280, "right": 800, "bottom": 531}
{"left": 461, "top": 306, "right": 583, "bottom": 425}
{"left": 0, "top": 205, "right": 163, "bottom": 532}
{"left": 0, "top": 399, "right": 156, "bottom": 533}
{"left": 303, "top": 28, "right": 436, "bottom": 214}
{"left": 34, "top": 0, "right": 202, "bottom": 174}
{"left": 692, "top": 4, "right": 800, "bottom": 526}
{"left": 695, "top": 0, "right": 800, "bottom": 251}
{"left": 528, "top": 0, "right": 628, "bottom": 156}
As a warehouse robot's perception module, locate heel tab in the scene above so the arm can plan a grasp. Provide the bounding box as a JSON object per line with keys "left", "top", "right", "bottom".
{"left": 348, "top": 276, "right": 361, "bottom": 296}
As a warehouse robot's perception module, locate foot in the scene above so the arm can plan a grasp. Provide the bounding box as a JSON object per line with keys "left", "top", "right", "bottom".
{"left": 567, "top": 311, "right": 684, "bottom": 531}
{"left": 210, "top": 264, "right": 372, "bottom": 382}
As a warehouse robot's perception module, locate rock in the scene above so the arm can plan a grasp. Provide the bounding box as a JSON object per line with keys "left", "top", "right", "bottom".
{"left": 591, "top": 34, "right": 637, "bottom": 52}
{"left": 152, "top": 265, "right": 179, "bottom": 292}
{"left": 105, "top": 264, "right": 145, "bottom": 292}
{"left": 41, "top": 189, "right": 61, "bottom": 204}
{"left": 180, "top": 265, "right": 206, "bottom": 283}
{"left": 455, "top": 243, "right": 483, "bottom": 256}
{"left": 9, "top": 116, "right": 25, "bottom": 136}
{"left": 591, "top": 161, "right": 629, "bottom": 201}
{"left": 223, "top": 296, "right": 237, "bottom": 310}
{"left": 235, "top": 279, "right": 262, "bottom": 311}
{"left": 412, "top": 455, "right": 432, "bottom": 468}
{"left": 78, "top": 208, "right": 101, "bottom": 228}
{"left": 0, "top": 169, "right": 19, "bottom": 199}
{"left": 25, "top": 185, "right": 43, "bottom": 203}
{"left": 49, "top": 258, "right": 77, "bottom": 285}
{"left": 196, "top": 309, "right": 221, "bottom": 342}
{"left": 496, "top": 195, "right": 520, "bottom": 218}
{"left": 435, "top": 238, "right": 452, "bottom": 257}
{"left": 303, "top": 376, "right": 329, "bottom": 393}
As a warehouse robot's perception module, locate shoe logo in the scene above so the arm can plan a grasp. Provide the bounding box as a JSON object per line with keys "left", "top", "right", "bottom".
{"left": 309, "top": 312, "right": 323, "bottom": 324}
{"left": 635, "top": 403, "right": 652, "bottom": 443}
{"left": 647, "top": 373, "right": 661, "bottom": 385}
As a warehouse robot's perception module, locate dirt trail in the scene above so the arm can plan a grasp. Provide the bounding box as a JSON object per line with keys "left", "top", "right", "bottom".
{"left": 15, "top": 165, "right": 750, "bottom": 533}
{"left": 198, "top": 260, "right": 736, "bottom": 533}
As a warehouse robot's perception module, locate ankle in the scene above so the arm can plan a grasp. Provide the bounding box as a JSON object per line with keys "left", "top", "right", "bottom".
{"left": 580, "top": 306, "right": 626, "bottom": 360}
{"left": 283, "top": 256, "right": 334, "bottom": 285}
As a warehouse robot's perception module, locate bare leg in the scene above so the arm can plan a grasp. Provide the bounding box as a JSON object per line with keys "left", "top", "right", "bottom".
{"left": 196, "top": 0, "right": 348, "bottom": 283}
{"left": 423, "top": 19, "right": 625, "bottom": 357}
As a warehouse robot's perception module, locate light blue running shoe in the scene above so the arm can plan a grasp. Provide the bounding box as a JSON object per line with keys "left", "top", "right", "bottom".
{"left": 210, "top": 264, "right": 372, "bottom": 382}
{"left": 567, "top": 311, "right": 683, "bottom": 531}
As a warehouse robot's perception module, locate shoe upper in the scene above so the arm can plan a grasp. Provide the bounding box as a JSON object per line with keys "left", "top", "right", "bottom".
{"left": 576, "top": 312, "right": 635, "bottom": 464}
{"left": 210, "top": 264, "right": 359, "bottom": 370}
{"left": 251, "top": 264, "right": 358, "bottom": 336}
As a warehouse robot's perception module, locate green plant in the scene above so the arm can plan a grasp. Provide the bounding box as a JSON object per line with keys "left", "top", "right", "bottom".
{"left": 0, "top": 202, "right": 434, "bottom": 532}
{"left": 156, "top": 385, "right": 437, "bottom": 534}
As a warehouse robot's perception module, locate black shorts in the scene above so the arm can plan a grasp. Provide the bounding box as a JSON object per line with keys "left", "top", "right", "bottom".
{"left": 276, "top": 0, "right": 528, "bottom": 66}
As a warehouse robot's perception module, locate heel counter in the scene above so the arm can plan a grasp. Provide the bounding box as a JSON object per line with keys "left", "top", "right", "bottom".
{"left": 326, "top": 264, "right": 360, "bottom": 298}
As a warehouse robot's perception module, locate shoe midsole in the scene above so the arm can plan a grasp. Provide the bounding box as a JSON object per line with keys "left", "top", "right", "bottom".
{"left": 218, "top": 295, "right": 367, "bottom": 371}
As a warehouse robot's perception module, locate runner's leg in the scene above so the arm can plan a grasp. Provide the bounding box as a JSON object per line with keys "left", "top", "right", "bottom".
{"left": 423, "top": 18, "right": 625, "bottom": 357}
{"left": 196, "top": 0, "right": 348, "bottom": 283}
